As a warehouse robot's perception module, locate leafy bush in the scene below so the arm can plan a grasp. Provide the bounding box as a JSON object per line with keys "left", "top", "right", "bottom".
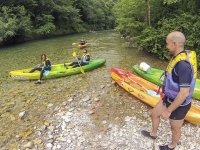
{"left": 136, "top": 13, "right": 200, "bottom": 65}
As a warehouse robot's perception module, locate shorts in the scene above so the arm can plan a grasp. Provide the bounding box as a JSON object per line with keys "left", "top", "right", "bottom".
{"left": 162, "top": 97, "right": 191, "bottom": 120}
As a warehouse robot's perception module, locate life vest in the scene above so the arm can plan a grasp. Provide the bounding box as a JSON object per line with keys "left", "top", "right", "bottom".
{"left": 162, "top": 50, "right": 197, "bottom": 106}
{"left": 42, "top": 58, "right": 51, "bottom": 68}
{"left": 81, "top": 53, "right": 90, "bottom": 64}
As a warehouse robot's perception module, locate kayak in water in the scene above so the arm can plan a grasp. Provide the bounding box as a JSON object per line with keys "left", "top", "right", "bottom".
{"left": 9, "top": 59, "right": 106, "bottom": 80}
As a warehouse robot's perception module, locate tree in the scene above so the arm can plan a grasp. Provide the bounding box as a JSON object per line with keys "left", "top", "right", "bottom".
{"left": 0, "top": 6, "right": 32, "bottom": 44}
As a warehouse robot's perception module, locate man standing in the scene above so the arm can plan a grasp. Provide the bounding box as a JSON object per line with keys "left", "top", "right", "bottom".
{"left": 141, "top": 31, "right": 197, "bottom": 150}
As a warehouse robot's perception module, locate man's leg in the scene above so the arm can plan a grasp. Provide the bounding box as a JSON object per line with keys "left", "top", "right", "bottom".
{"left": 168, "top": 119, "right": 184, "bottom": 148}
{"left": 150, "top": 100, "right": 167, "bottom": 136}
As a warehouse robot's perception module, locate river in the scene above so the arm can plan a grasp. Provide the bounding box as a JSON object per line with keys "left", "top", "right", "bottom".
{"left": 0, "top": 31, "right": 199, "bottom": 149}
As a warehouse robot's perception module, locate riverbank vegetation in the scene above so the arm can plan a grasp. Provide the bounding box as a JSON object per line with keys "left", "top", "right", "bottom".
{"left": 0, "top": 0, "right": 116, "bottom": 45}
{"left": 113, "top": 0, "right": 200, "bottom": 65}
{"left": 1, "top": 0, "right": 200, "bottom": 66}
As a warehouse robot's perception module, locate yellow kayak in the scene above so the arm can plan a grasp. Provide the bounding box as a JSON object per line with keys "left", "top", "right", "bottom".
{"left": 111, "top": 68, "right": 200, "bottom": 125}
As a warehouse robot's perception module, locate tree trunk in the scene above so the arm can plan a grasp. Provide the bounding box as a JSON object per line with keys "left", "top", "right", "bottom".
{"left": 147, "top": 0, "right": 151, "bottom": 26}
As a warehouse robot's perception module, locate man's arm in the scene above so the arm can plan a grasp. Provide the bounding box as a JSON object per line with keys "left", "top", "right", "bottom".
{"left": 161, "top": 60, "right": 192, "bottom": 120}
{"left": 161, "top": 87, "right": 189, "bottom": 120}
{"left": 167, "top": 87, "right": 190, "bottom": 112}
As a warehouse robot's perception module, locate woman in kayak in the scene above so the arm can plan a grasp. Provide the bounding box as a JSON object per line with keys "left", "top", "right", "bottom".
{"left": 29, "top": 53, "right": 51, "bottom": 84}
{"left": 64, "top": 48, "right": 90, "bottom": 68}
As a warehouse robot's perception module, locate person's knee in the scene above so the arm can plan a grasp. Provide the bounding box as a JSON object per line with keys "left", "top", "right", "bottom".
{"left": 150, "top": 109, "right": 159, "bottom": 118}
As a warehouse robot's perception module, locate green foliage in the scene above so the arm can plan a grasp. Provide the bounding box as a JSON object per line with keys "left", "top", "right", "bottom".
{"left": 74, "top": 0, "right": 115, "bottom": 30}
{"left": 163, "top": 0, "right": 181, "bottom": 4}
{"left": 136, "top": 13, "right": 200, "bottom": 64}
{"left": 0, "top": 0, "right": 117, "bottom": 45}
{"left": 0, "top": 6, "right": 32, "bottom": 43}
{"left": 113, "top": 0, "right": 147, "bottom": 36}
{"left": 34, "top": 14, "right": 55, "bottom": 35}
{"left": 114, "top": 0, "right": 200, "bottom": 67}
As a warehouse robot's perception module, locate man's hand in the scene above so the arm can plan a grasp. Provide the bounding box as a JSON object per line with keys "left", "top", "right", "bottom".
{"left": 161, "top": 109, "right": 171, "bottom": 120}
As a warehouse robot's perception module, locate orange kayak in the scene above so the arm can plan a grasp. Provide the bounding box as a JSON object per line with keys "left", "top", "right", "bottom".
{"left": 111, "top": 68, "right": 200, "bottom": 125}
{"left": 78, "top": 43, "right": 88, "bottom": 49}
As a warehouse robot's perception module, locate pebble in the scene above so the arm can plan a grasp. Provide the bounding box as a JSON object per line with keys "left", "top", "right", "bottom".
{"left": 18, "top": 111, "right": 26, "bottom": 119}
{"left": 48, "top": 103, "right": 54, "bottom": 108}
{"left": 23, "top": 141, "right": 34, "bottom": 149}
{"left": 82, "top": 96, "right": 90, "bottom": 102}
{"left": 46, "top": 143, "right": 53, "bottom": 148}
{"left": 12, "top": 85, "right": 200, "bottom": 150}
{"left": 68, "top": 98, "right": 73, "bottom": 102}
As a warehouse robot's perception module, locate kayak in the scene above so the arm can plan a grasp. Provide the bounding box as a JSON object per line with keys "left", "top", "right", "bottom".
{"left": 111, "top": 68, "right": 200, "bottom": 125}
{"left": 133, "top": 64, "right": 200, "bottom": 101}
{"left": 9, "top": 59, "right": 106, "bottom": 80}
{"left": 78, "top": 43, "right": 88, "bottom": 49}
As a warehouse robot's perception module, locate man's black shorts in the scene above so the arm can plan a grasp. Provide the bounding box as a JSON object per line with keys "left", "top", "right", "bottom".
{"left": 163, "top": 97, "right": 191, "bottom": 120}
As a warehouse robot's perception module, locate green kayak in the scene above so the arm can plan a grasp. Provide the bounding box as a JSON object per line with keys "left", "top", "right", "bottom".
{"left": 133, "top": 64, "right": 200, "bottom": 100}
{"left": 10, "top": 59, "right": 106, "bottom": 80}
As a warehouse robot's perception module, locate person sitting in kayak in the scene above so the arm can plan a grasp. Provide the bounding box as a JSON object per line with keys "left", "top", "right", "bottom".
{"left": 65, "top": 49, "right": 90, "bottom": 69}
{"left": 80, "top": 40, "right": 87, "bottom": 45}
{"left": 29, "top": 53, "right": 51, "bottom": 84}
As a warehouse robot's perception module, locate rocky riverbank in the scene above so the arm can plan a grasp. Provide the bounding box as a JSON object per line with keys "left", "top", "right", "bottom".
{"left": 2, "top": 71, "right": 199, "bottom": 150}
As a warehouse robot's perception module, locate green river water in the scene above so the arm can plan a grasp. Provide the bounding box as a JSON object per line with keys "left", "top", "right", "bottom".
{"left": 0, "top": 30, "right": 170, "bottom": 148}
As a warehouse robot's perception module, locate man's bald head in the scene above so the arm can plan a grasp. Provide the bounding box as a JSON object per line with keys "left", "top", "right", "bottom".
{"left": 167, "top": 31, "right": 185, "bottom": 48}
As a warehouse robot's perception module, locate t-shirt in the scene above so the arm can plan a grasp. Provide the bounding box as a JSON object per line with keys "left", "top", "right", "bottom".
{"left": 172, "top": 60, "right": 193, "bottom": 87}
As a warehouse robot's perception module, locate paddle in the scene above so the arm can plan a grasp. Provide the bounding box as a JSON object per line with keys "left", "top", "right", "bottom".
{"left": 117, "top": 71, "right": 161, "bottom": 97}
{"left": 72, "top": 52, "right": 85, "bottom": 74}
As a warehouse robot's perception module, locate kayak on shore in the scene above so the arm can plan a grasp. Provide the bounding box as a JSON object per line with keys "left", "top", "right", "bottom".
{"left": 133, "top": 64, "right": 200, "bottom": 101}
{"left": 111, "top": 68, "right": 200, "bottom": 125}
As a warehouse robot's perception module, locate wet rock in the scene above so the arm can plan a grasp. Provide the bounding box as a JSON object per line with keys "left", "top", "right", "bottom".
{"left": 68, "top": 98, "right": 74, "bottom": 102}
{"left": 67, "top": 124, "right": 75, "bottom": 129}
{"left": 48, "top": 103, "right": 54, "bottom": 108}
{"left": 94, "top": 97, "right": 100, "bottom": 102}
{"left": 124, "top": 116, "right": 132, "bottom": 122}
{"left": 89, "top": 110, "right": 95, "bottom": 115}
{"left": 62, "top": 101, "right": 68, "bottom": 106}
{"left": 102, "top": 120, "right": 107, "bottom": 124}
{"left": 44, "top": 121, "right": 50, "bottom": 126}
{"left": 19, "top": 111, "right": 26, "bottom": 119}
{"left": 46, "top": 143, "right": 53, "bottom": 148}
{"left": 110, "top": 144, "right": 117, "bottom": 150}
{"left": 101, "top": 85, "right": 105, "bottom": 89}
{"left": 82, "top": 96, "right": 90, "bottom": 102}
{"left": 69, "top": 107, "right": 75, "bottom": 112}
{"left": 24, "top": 141, "right": 34, "bottom": 149}
{"left": 10, "top": 115, "right": 15, "bottom": 121}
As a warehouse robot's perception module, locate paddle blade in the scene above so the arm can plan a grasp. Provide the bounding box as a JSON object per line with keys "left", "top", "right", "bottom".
{"left": 72, "top": 52, "right": 77, "bottom": 57}
{"left": 80, "top": 67, "right": 85, "bottom": 74}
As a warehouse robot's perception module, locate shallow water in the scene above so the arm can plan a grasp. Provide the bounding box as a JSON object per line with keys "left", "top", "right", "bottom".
{"left": 1, "top": 30, "right": 197, "bottom": 148}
